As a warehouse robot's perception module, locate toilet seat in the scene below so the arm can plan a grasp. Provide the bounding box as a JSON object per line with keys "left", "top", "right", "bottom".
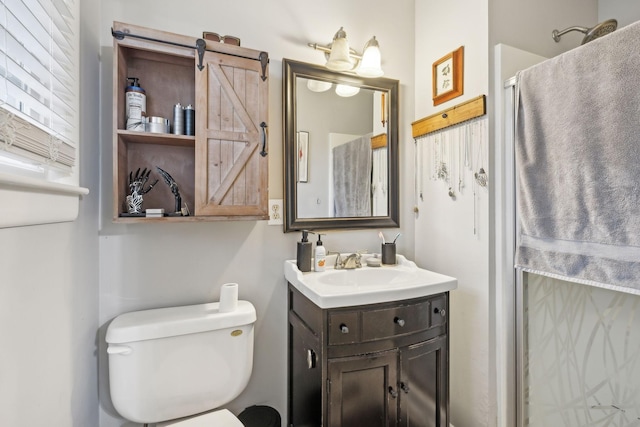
{"left": 156, "top": 409, "right": 244, "bottom": 426}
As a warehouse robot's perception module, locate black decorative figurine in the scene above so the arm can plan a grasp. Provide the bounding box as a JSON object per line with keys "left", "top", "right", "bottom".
{"left": 156, "top": 166, "right": 182, "bottom": 214}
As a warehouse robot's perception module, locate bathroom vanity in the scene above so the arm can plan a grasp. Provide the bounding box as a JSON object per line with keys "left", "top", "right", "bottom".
{"left": 285, "top": 256, "right": 455, "bottom": 427}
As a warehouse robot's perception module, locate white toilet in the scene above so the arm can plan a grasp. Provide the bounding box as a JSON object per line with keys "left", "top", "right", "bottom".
{"left": 105, "top": 299, "right": 256, "bottom": 426}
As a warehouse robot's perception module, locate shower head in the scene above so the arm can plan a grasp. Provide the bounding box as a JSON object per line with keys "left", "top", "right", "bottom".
{"left": 552, "top": 19, "right": 618, "bottom": 45}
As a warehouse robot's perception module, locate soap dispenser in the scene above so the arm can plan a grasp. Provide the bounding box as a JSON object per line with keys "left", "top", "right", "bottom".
{"left": 297, "top": 230, "right": 313, "bottom": 272}
{"left": 315, "top": 234, "right": 326, "bottom": 272}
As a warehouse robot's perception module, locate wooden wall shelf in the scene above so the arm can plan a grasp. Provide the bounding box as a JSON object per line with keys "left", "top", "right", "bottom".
{"left": 412, "top": 95, "right": 486, "bottom": 139}
{"left": 371, "top": 132, "right": 387, "bottom": 149}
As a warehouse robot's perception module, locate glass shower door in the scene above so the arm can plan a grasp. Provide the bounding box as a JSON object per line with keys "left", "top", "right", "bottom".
{"left": 521, "top": 272, "right": 640, "bottom": 426}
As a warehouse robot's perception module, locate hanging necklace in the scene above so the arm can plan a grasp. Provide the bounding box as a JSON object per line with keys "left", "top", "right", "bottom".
{"left": 447, "top": 130, "right": 456, "bottom": 199}
{"left": 458, "top": 125, "right": 465, "bottom": 193}
{"left": 474, "top": 121, "right": 488, "bottom": 188}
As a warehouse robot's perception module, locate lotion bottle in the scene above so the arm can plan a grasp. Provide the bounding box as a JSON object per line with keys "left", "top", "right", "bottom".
{"left": 125, "top": 77, "right": 146, "bottom": 131}
{"left": 315, "top": 234, "right": 326, "bottom": 272}
{"left": 297, "top": 230, "right": 312, "bottom": 272}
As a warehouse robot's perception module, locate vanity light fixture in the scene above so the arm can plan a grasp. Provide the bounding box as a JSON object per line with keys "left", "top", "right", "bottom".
{"left": 308, "top": 27, "right": 384, "bottom": 77}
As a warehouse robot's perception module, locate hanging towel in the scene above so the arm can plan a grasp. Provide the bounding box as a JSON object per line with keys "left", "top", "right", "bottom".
{"left": 333, "top": 135, "right": 372, "bottom": 217}
{"left": 515, "top": 20, "right": 640, "bottom": 295}
{"left": 372, "top": 148, "right": 388, "bottom": 216}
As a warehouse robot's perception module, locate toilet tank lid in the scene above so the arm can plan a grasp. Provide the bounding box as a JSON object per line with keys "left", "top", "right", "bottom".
{"left": 106, "top": 301, "right": 256, "bottom": 344}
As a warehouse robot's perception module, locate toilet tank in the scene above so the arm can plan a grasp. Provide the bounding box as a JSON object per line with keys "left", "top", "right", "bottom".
{"left": 106, "top": 301, "right": 256, "bottom": 424}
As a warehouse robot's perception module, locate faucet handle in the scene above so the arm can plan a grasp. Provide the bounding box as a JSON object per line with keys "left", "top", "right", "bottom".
{"left": 327, "top": 251, "right": 343, "bottom": 268}
{"left": 355, "top": 250, "right": 368, "bottom": 266}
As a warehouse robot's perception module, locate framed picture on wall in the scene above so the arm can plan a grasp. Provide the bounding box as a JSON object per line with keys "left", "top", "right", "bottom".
{"left": 297, "top": 131, "right": 309, "bottom": 183}
{"left": 432, "top": 46, "right": 464, "bottom": 106}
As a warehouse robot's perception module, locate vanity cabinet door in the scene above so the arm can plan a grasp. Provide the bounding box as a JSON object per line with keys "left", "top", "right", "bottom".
{"left": 289, "top": 324, "right": 322, "bottom": 427}
{"left": 327, "top": 350, "right": 399, "bottom": 427}
{"left": 194, "top": 50, "right": 269, "bottom": 219}
{"left": 398, "top": 336, "right": 448, "bottom": 427}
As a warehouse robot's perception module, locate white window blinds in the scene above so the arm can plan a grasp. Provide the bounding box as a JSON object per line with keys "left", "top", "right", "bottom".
{"left": 0, "top": 0, "right": 78, "bottom": 170}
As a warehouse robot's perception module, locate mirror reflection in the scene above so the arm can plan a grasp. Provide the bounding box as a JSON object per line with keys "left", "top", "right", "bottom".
{"left": 296, "top": 77, "right": 388, "bottom": 218}
{"left": 283, "top": 59, "right": 399, "bottom": 232}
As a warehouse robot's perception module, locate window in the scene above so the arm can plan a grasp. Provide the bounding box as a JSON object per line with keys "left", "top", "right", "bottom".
{"left": 0, "top": 0, "right": 87, "bottom": 228}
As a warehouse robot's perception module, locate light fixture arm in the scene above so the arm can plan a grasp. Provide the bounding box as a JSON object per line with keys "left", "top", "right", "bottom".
{"left": 307, "top": 43, "right": 362, "bottom": 61}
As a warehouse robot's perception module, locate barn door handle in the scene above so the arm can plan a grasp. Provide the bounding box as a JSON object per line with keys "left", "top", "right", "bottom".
{"left": 388, "top": 386, "right": 398, "bottom": 398}
{"left": 260, "top": 122, "right": 268, "bottom": 157}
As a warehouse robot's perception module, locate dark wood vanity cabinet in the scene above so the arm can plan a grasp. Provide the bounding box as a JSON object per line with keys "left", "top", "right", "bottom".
{"left": 288, "top": 285, "right": 449, "bottom": 427}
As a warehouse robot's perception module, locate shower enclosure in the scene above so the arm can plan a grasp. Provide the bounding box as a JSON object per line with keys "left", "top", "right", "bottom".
{"left": 497, "top": 40, "right": 640, "bottom": 427}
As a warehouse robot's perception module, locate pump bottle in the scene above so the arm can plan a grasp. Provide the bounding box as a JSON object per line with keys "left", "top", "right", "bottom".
{"left": 126, "top": 77, "right": 146, "bottom": 131}
{"left": 315, "top": 234, "right": 326, "bottom": 272}
{"left": 297, "top": 230, "right": 312, "bottom": 272}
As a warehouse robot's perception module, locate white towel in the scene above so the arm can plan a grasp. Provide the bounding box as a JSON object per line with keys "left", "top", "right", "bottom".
{"left": 333, "top": 135, "right": 372, "bottom": 217}
{"left": 515, "top": 20, "right": 640, "bottom": 295}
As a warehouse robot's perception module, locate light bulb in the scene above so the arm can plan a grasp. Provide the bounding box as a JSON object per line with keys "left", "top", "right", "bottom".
{"left": 356, "top": 36, "right": 383, "bottom": 77}
{"left": 326, "top": 27, "right": 355, "bottom": 71}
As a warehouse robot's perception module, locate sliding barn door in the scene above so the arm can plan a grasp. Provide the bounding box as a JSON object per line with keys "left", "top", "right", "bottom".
{"left": 195, "top": 50, "right": 268, "bottom": 218}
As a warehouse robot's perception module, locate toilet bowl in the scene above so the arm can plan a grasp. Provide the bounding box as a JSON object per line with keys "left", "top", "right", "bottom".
{"left": 106, "top": 299, "right": 256, "bottom": 426}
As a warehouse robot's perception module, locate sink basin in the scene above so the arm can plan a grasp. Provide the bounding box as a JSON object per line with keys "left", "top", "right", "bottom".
{"left": 284, "top": 254, "right": 457, "bottom": 308}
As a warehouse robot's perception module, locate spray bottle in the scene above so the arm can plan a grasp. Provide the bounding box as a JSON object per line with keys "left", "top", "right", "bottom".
{"left": 126, "top": 77, "right": 146, "bottom": 131}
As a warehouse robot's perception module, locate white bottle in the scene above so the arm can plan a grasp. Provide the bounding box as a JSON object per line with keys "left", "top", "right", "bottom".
{"left": 315, "top": 234, "right": 326, "bottom": 272}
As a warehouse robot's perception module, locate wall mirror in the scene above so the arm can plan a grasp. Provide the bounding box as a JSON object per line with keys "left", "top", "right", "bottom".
{"left": 283, "top": 59, "right": 399, "bottom": 232}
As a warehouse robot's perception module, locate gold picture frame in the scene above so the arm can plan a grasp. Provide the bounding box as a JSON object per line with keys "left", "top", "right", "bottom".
{"left": 432, "top": 46, "right": 464, "bottom": 106}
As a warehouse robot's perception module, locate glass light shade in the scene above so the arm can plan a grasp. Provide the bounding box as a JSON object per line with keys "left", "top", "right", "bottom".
{"left": 326, "top": 28, "right": 354, "bottom": 71}
{"left": 307, "top": 79, "right": 332, "bottom": 92}
{"left": 356, "top": 36, "right": 384, "bottom": 77}
{"left": 335, "top": 84, "right": 360, "bottom": 97}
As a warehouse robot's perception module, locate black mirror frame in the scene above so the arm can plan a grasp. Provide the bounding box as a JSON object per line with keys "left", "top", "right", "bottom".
{"left": 283, "top": 58, "right": 399, "bottom": 232}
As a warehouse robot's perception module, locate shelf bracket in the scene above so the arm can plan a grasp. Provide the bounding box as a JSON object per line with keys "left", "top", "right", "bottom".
{"left": 411, "top": 95, "right": 486, "bottom": 139}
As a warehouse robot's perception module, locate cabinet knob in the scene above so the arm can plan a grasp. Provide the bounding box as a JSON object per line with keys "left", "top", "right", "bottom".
{"left": 400, "top": 382, "right": 410, "bottom": 394}
{"left": 340, "top": 324, "right": 349, "bottom": 334}
{"left": 394, "top": 317, "right": 405, "bottom": 327}
{"left": 434, "top": 307, "right": 446, "bottom": 318}
{"left": 306, "top": 349, "right": 316, "bottom": 369}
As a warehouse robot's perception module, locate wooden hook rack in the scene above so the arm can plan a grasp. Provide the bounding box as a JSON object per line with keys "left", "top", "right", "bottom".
{"left": 411, "top": 95, "right": 486, "bottom": 139}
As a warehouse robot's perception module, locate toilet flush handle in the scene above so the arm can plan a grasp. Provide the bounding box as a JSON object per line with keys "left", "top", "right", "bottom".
{"left": 107, "top": 345, "right": 132, "bottom": 356}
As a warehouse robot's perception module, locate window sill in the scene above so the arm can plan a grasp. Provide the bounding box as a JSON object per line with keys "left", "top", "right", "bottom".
{"left": 0, "top": 172, "right": 90, "bottom": 228}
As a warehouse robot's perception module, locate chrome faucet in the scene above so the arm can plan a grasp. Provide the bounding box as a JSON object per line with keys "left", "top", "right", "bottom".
{"left": 341, "top": 253, "right": 362, "bottom": 269}
{"left": 333, "top": 251, "right": 365, "bottom": 269}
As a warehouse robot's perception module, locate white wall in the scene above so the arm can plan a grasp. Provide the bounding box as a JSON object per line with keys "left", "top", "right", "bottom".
{"left": 98, "top": 1, "right": 415, "bottom": 426}
{"left": 0, "top": 0, "right": 101, "bottom": 425}
{"left": 414, "top": 2, "right": 490, "bottom": 426}
{"left": 599, "top": 0, "right": 640, "bottom": 27}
